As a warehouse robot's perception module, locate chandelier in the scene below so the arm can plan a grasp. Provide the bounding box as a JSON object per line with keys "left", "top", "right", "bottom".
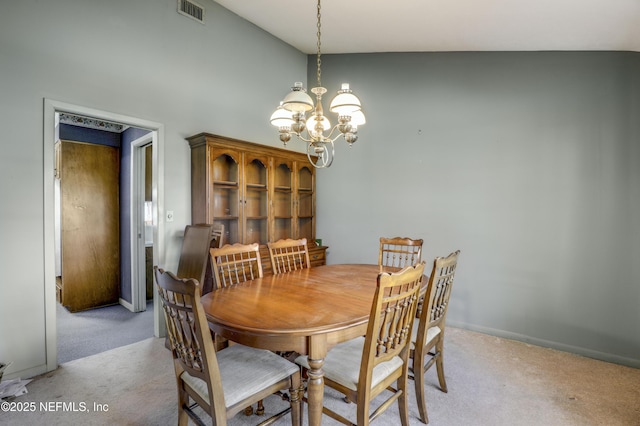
{"left": 270, "top": 0, "right": 366, "bottom": 169}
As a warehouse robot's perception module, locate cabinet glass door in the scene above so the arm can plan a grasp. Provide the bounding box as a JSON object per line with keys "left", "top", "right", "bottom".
{"left": 273, "top": 161, "right": 293, "bottom": 241}
{"left": 296, "top": 164, "right": 314, "bottom": 241}
{"left": 244, "top": 156, "right": 268, "bottom": 244}
{"left": 212, "top": 153, "right": 240, "bottom": 244}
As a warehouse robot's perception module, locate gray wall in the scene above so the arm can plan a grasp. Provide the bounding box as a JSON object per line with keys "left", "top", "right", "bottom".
{"left": 313, "top": 52, "right": 640, "bottom": 366}
{"left": 0, "top": 0, "right": 307, "bottom": 379}
{"left": 1, "top": 0, "right": 638, "bottom": 380}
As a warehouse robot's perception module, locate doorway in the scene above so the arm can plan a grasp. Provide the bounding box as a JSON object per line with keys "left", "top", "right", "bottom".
{"left": 43, "top": 99, "right": 166, "bottom": 371}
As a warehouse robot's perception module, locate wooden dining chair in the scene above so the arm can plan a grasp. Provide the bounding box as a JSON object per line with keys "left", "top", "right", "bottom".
{"left": 211, "top": 223, "right": 225, "bottom": 249}
{"left": 210, "top": 243, "right": 263, "bottom": 289}
{"left": 177, "top": 224, "right": 215, "bottom": 294}
{"left": 209, "top": 242, "right": 270, "bottom": 416}
{"left": 154, "top": 267, "right": 302, "bottom": 426}
{"left": 267, "top": 238, "right": 311, "bottom": 275}
{"left": 295, "top": 262, "right": 425, "bottom": 426}
{"left": 378, "top": 237, "right": 424, "bottom": 272}
{"left": 410, "top": 250, "right": 460, "bottom": 424}
{"left": 209, "top": 243, "right": 264, "bottom": 416}
{"left": 208, "top": 240, "right": 260, "bottom": 366}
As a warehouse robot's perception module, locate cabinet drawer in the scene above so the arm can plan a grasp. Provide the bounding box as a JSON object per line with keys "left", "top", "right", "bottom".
{"left": 309, "top": 246, "right": 326, "bottom": 266}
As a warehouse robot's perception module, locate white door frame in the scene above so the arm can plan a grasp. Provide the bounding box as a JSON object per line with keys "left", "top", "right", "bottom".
{"left": 130, "top": 134, "right": 153, "bottom": 313}
{"left": 43, "top": 99, "right": 166, "bottom": 372}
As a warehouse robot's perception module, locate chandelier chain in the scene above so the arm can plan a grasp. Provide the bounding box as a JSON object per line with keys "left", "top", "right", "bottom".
{"left": 316, "top": 0, "right": 322, "bottom": 87}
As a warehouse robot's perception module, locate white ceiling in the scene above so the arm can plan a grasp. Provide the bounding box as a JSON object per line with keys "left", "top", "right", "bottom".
{"left": 213, "top": 0, "right": 640, "bottom": 54}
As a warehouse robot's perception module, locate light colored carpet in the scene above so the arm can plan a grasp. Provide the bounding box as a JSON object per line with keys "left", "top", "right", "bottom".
{"left": 56, "top": 301, "right": 154, "bottom": 364}
{"left": 3, "top": 327, "right": 639, "bottom": 425}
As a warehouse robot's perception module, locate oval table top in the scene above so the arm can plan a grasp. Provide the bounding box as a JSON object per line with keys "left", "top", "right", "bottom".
{"left": 200, "top": 264, "right": 381, "bottom": 342}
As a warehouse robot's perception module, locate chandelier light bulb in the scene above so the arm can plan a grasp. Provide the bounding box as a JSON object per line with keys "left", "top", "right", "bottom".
{"left": 306, "top": 114, "right": 331, "bottom": 138}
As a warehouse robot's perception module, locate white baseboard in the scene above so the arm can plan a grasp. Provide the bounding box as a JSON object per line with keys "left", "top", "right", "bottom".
{"left": 448, "top": 320, "right": 640, "bottom": 369}
{"left": 119, "top": 297, "right": 135, "bottom": 313}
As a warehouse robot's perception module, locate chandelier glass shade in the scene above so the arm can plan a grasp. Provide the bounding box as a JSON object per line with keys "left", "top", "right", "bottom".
{"left": 270, "top": 0, "right": 365, "bottom": 168}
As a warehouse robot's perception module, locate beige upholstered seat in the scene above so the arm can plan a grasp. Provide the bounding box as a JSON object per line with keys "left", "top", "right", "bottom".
{"left": 378, "top": 237, "right": 424, "bottom": 272}
{"left": 410, "top": 250, "right": 460, "bottom": 424}
{"left": 154, "top": 267, "right": 301, "bottom": 426}
{"left": 210, "top": 243, "right": 263, "bottom": 289}
{"left": 267, "top": 238, "right": 311, "bottom": 275}
{"left": 295, "top": 262, "right": 425, "bottom": 426}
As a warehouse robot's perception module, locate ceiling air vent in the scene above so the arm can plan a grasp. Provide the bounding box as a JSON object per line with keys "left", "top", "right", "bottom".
{"left": 178, "top": 0, "right": 205, "bottom": 24}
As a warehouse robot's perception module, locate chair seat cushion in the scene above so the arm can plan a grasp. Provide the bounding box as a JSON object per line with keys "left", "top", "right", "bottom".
{"left": 181, "top": 344, "right": 298, "bottom": 408}
{"left": 295, "top": 336, "right": 403, "bottom": 392}
{"left": 410, "top": 318, "right": 441, "bottom": 349}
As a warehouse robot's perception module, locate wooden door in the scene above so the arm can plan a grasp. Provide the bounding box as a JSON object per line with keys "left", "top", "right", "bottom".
{"left": 60, "top": 141, "right": 120, "bottom": 312}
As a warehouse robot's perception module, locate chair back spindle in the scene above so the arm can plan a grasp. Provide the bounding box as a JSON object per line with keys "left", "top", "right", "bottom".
{"left": 378, "top": 237, "right": 424, "bottom": 272}
{"left": 267, "top": 238, "right": 311, "bottom": 275}
{"left": 210, "top": 243, "right": 263, "bottom": 289}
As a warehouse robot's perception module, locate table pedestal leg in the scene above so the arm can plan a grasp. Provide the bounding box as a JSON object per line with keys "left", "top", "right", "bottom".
{"left": 306, "top": 357, "right": 324, "bottom": 426}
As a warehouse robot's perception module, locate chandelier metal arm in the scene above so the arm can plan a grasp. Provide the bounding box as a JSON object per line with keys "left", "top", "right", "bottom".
{"left": 290, "top": 124, "right": 345, "bottom": 144}
{"left": 307, "top": 140, "right": 334, "bottom": 169}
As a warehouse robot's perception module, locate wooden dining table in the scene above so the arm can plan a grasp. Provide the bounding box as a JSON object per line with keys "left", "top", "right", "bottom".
{"left": 200, "top": 263, "right": 389, "bottom": 426}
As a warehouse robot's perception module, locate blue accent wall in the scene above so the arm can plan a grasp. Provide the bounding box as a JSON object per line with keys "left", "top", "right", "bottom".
{"left": 59, "top": 124, "right": 121, "bottom": 147}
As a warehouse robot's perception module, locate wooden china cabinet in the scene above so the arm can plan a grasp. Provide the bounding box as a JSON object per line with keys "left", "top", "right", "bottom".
{"left": 187, "top": 133, "right": 327, "bottom": 275}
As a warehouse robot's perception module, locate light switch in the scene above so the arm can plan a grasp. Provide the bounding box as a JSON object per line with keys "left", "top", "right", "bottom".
{"left": 166, "top": 210, "right": 174, "bottom": 222}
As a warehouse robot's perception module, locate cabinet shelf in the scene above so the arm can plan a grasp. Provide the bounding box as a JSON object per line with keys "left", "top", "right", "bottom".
{"left": 213, "top": 180, "right": 239, "bottom": 187}
{"left": 275, "top": 186, "right": 292, "bottom": 191}
{"left": 246, "top": 183, "right": 267, "bottom": 190}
